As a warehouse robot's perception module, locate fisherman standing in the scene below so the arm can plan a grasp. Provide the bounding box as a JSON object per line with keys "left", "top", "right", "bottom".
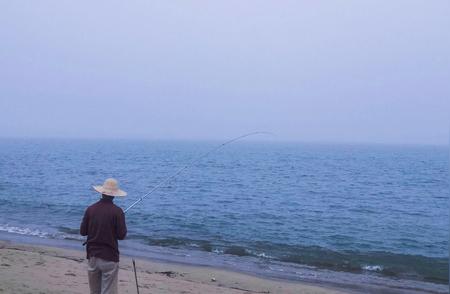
{"left": 80, "top": 178, "right": 127, "bottom": 294}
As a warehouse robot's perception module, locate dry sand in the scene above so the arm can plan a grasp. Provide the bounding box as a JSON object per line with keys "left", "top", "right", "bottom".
{"left": 0, "top": 240, "right": 350, "bottom": 294}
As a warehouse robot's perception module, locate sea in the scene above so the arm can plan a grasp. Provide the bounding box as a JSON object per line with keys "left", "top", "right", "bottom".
{"left": 0, "top": 138, "right": 448, "bottom": 293}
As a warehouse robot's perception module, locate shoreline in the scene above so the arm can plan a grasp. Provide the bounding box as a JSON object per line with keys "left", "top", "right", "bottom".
{"left": 0, "top": 239, "right": 351, "bottom": 294}
{"left": 0, "top": 232, "right": 448, "bottom": 294}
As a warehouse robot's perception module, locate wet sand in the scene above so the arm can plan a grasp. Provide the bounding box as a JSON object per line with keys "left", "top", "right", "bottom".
{"left": 0, "top": 240, "right": 350, "bottom": 294}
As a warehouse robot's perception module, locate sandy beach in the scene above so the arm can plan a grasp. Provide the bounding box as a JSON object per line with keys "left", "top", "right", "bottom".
{"left": 0, "top": 240, "right": 349, "bottom": 294}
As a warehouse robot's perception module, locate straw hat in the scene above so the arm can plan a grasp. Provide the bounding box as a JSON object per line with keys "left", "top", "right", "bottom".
{"left": 93, "top": 178, "right": 127, "bottom": 197}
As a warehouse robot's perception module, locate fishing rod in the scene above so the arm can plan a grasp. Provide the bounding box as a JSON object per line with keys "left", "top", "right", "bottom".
{"left": 124, "top": 131, "right": 271, "bottom": 213}
{"left": 82, "top": 132, "right": 270, "bottom": 246}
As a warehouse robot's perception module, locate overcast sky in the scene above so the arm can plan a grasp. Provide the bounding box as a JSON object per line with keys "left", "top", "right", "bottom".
{"left": 0, "top": 1, "right": 449, "bottom": 145}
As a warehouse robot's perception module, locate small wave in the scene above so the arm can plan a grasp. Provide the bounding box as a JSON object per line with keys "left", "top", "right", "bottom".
{"left": 0, "top": 224, "right": 83, "bottom": 241}
{"left": 246, "top": 249, "right": 272, "bottom": 259}
{"left": 212, "top": 248, "right": 224, "bottom": 254}
{"left": 141, "top": 236, "right": 213, "bottom": 252}
{"left": 0, "top": 224, "right": 51, "bottom": 238}
{"left": 57, "top": 226, "right": 80, "bottom": 235}
{"left": 211, "top": 247, "right": 272, "bottom": 259}
{"left": 224, "top": 246, "right": 251, "bottom": 257}
{"left": 256, "top": 252, "right": 272, "bottom": 258}
{"left": 363, "top": 265, "right": 383, "bottom": 272}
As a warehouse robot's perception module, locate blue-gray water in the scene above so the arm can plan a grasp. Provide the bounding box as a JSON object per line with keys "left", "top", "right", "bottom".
{"left": 0, "top": 139, "right": 448, "bottom": 292}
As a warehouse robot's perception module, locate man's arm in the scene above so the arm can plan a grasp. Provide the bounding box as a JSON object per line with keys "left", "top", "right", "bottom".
{"left": 80, "top": 208, "right": 89, "bottom": 236}
{"left": 116, "top": 209, "right": 127, "bottom": 240}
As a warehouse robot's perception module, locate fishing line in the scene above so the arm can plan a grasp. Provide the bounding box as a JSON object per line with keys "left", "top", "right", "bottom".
{"left": 124, "top": 131, "right": 271, "bottom": 213}
{"left": 82, "top": 132, "right": 271, "bottom": 247}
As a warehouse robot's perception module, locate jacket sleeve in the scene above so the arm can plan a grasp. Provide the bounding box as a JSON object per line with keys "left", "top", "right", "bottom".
{"left": 116, "top": 209, "right": 127, "bottom": 240}
{"left": 80, "top": 208, "right": 89, "bottom": 236}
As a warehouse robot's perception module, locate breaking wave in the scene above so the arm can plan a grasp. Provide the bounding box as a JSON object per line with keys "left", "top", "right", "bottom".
{"left": 0, "top": 224, "right": 83, "bottom": 241}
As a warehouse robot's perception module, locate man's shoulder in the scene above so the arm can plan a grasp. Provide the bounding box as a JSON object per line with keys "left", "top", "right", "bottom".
{"left": 112, "top": 203, "right": 125, "bottom": 214}
{"left": 88, "top": 200, "right": 101, "bottom": 208}
{"left": 85, "top": 200, "right": 102, "bottom": 212}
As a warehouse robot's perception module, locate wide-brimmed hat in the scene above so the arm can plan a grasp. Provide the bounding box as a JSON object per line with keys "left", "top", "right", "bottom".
{"left": 93, "top": 178, "right": 127, "bottom": 197}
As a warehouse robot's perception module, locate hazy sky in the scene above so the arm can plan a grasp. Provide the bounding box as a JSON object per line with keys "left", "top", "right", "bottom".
{"left": 1, "top": 1, "right": 449, "bottom": 145}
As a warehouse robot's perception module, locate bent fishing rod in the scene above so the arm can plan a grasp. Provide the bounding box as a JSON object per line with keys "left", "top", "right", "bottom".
{"left": 124, "top": 131, "right": 270, "bottom": 213}
{"left": 82, "top": 132, "right": 270, "bottom": 246}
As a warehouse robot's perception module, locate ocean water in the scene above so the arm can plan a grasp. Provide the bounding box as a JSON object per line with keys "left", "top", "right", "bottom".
{"left": 0, "top": 139, "right": 448, "bottom": 293}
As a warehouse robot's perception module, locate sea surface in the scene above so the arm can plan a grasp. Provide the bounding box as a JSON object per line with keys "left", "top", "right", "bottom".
{"left": 0, "top": 139, "right": 448, "bottom": 293}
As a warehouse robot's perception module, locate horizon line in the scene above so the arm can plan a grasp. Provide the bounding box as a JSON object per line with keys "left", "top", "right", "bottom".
{"left": 0, "top": 135, "right": 447, "bottom": 148}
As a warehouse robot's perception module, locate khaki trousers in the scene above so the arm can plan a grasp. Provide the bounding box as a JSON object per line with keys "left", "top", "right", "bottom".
{"left": 87, "top": 257, "right": 119, "bottom": 294}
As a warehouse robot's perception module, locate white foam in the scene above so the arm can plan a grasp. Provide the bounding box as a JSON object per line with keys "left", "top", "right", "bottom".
{"left": 212, "top": 248, "right": 224, "bottom": 254}
{"left": 0, "top": 224, "right": 50, "bottom": 238}
{"left": 256, "top": 252, "right": 272, "bottom": 258}
{"left": 362, "top": 265, "right": 383, "bottom": 272}
{"left": 0, "top": 223, "right": 84, "bottom": 241}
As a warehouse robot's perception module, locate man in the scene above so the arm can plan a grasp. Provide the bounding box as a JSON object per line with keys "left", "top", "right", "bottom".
{"left": 80, "top": 178, "right": 127, "bottom": 294}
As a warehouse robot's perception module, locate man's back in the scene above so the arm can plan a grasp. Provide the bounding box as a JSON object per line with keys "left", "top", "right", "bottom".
{"left": 80, "top": 197, "right": 127, "bottom": 262}
{"left": 82, "top": 178, "right": 128, "bottom": 294}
